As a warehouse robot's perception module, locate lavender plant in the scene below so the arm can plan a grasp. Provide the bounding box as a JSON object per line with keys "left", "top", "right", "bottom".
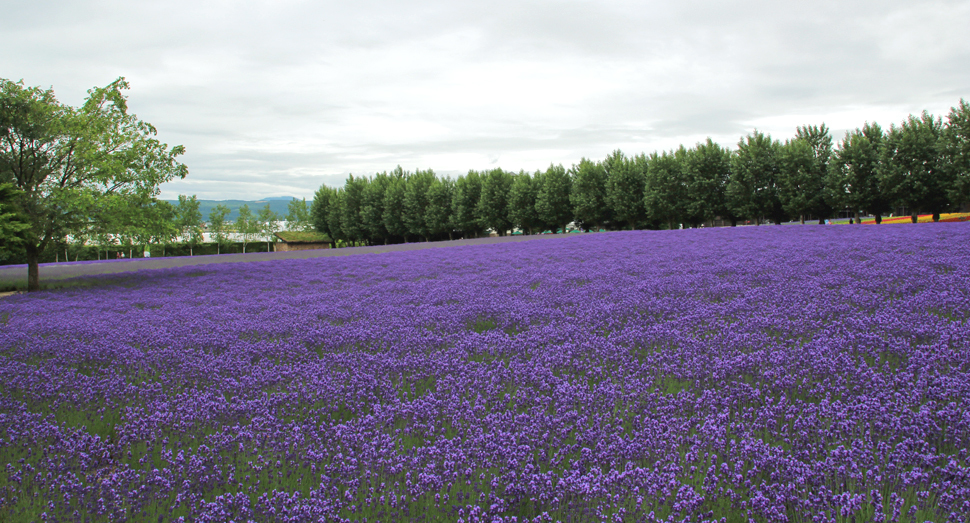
{"left": 1, "top": 225, "right": 968, "bottom": 522}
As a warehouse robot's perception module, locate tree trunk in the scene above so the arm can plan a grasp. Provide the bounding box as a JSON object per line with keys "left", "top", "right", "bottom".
{"left": 911, "top": 213, "right": 918, "bottom": 224}
{"left": 243, "top": 243, "right": 247, "bottom": 253}
{"left": 875, "top": 214, "right": 882, "bottom": 224}
{"left": 26, "top": 243, "right": 40, "bottom": 292}
{"left": 854, "top": 211, "right": 860, "bottom": 224}
{"left": 799, "top": 215, "right": 804, "bottom": 225}
{"left": 933, "top": 212, "right": 940, "bottom": 222}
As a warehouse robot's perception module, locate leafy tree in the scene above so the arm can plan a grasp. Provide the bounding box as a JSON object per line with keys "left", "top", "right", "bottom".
{"left": 880, "top": 112, "right": 950, "bottom": 222}
{"left": 778, "top": 140, "right": 815, "bottom": 224}
{"left": 382, "top": 170, "right": 408, "bottom": 242}
{"left": 570, "top": 158, "right": 609, "bottom": 231}
{"left": 425, "top": 176, "right": 455, "bottom": 240}
{"left": 85, "top": 203, "right": 113, "bottom": 260}
{"left": 310, "top": 184, "right": 338, "bottom": 247}
{"left": 0, "top": 182, "right": 29, "bottom": 263}
{"left": 114, "top": 197, "right": 142, "bottom": 258}
{"left": 65, "top": 222, "right": 91, "bottom": 262}
{"left": 326, "top": 189, "right": 345, "bottom": 244}
{"left": 477, "top": 169, "right": 513, "bottom": 236}
{"left": 150, "top": 200, "right": 178, "bottom": 256}
{"left": 728, "top": 131, "right": 785, "bottom": 224}
{"left": 535, "top": 164, "right": 572, "bottom": 234}
{"left": 257, "top": 203, "right": 280, "bottom": 252}
{"left": 683, "top": 138, "right": 733, "bottom": 226}
{"left": 285, "top": 197, "right": 312, "bottom": 232}
{"left": 111, "top": 195, "right": 167, "bottom": 259}
{"left": 236, "top": 204, "right": 257, "bottom": 253}
{"left": 0, "top": 77, "right": 187, "bottom": 290}
{"left": 779, "top": 125, "right": 833, "bottom": 224}
{"left": 508, "top": 171, "right": 540, "bottom": 234}
{"left": 175, "top": 194, "right": 203, "bottom": 255}
{"left": 941, "top": 99, "right": 970, "bottom": 209}
{"left": 85, "top": 207, "right": 118, "bottom": 260}
{"left": 310, "top": 186, "right": 330, "bottom": 232}
{"left": 644, "top": 148, "right": 688, "bottom": 229}
{"left": 340, "top": 175, "right": 367, "bottom": 244}
{"left": 404, "top": 169, "right": 436, "bottom": 241}
{"left": 452, "top": 171, "right": 485, "bottom": 238}
{"left": 208, "top": 203, "right": 232, "bottom": 254}
{"left": 828, "top": 123, "right": 890, "bottom": 223}
{"left": 361, "top": 173, "right": 390, "bottom": 244}
{"left": 796, "top": 124, "right": 834, "bottom": 167}
{"left": 531, "top": 169, "right": 547, "bottom": 230}
{"left": 604, "top": 150, "right": 646, "bottom": 229}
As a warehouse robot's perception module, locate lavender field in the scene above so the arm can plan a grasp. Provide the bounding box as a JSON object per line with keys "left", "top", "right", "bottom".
{"left": 2, "top": 226, "right": 969, "bottom": 523}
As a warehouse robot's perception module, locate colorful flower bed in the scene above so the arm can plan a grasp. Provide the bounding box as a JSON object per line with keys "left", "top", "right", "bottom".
{"left": 860, "top": 212, "right": 970, "bottom": 224}
{"left": 1, "top": 225, "right": 969, "bottom": 522}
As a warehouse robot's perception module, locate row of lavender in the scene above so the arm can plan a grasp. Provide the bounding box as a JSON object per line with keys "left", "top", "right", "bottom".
{"left": 1, "top": 225, "right": 969, "bottom": 522}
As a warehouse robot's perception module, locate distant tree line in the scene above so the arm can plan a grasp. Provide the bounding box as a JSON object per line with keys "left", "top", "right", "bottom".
{"left": 0, "top": 193, "right": 314, "bottom": 264}
{"left": 98, "top": 196, "right": 314, "bottom": 257}
{"left": 311, "top": 101, "right": 970, "bottom": 245}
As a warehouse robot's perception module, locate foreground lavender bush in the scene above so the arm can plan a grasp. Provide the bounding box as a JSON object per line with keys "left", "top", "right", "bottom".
{"left": 2, "top": 226, "right": 969, "bottom": 522}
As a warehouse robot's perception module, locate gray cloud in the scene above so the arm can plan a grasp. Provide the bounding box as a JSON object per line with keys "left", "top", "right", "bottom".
{"left": 2, "top": 0, "right": 968, "bottom": 199}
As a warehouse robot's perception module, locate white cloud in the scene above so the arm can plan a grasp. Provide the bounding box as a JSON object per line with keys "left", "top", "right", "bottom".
{"left": 2, "top": 0, "right": 968, "bottom": 199}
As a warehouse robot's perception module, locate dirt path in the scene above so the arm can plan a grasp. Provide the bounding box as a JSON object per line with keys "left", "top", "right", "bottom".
{"left": 0, "top": 234, "right": 581, "bottom": 288}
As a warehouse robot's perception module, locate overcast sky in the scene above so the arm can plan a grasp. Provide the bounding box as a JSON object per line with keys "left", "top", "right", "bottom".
{"left": 3, "top": 0, "right": 969, "bottom": 200}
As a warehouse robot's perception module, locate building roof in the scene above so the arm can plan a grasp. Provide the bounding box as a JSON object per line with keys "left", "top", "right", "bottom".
{"left": 274, "top": 231, "right": 332, "bottom": 243}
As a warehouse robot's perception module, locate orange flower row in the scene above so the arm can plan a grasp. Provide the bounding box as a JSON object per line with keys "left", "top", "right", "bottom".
{"left": 860, "top": 212, "right": 970, "bottom": 224}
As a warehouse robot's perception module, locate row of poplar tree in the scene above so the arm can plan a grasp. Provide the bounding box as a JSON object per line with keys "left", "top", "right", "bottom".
{"left": 310, "top": 101, "right": 970, "bottom": 245}
{"left": 68, "top": 196, "right": 315, "bottom": 259}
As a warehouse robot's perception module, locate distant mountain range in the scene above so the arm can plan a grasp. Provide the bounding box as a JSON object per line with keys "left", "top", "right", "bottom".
{"left": 163, "top": 197, "right": 308, "bottom": 222}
